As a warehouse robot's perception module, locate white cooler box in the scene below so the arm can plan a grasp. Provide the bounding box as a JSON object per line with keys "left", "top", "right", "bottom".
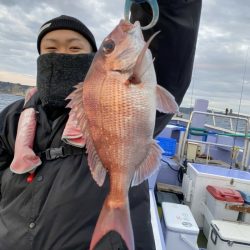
{"left": 206, "top": 185, "right": 244, "bottom": 220}
{"left": 204, "top": 185, "right": 244, "bottom": 239}
{"left": 162, "top": 202, "right": 199, "bottom": 250}
{"left": 207, "top": 220, "right": 250, "bottom": 250}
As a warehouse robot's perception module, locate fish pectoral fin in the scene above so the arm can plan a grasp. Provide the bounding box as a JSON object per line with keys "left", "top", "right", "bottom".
{"left": 156, "top": 84, "right": 179, "bottom": 114}
{"left": 128, "top": 58, "right": 155, "bottom": 85}
{"left": 131, "top": 140, "right": 163, "bottom": 187}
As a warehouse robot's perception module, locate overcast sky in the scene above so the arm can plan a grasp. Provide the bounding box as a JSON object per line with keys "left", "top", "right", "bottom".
{"left": 0, "top": 0, "right": 250, "bottom": 114}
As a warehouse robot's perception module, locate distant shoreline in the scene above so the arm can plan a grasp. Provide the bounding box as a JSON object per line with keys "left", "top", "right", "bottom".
{"left": 0, "top": 81, "right": 30, "bottom": 96}
{"left": 0, "top": 92, "right": 24, "bottom": 97}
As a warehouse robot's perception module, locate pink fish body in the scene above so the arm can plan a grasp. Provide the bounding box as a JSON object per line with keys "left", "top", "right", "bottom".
{"left": 67, "top": 20, "right": 178, "bottom": 250}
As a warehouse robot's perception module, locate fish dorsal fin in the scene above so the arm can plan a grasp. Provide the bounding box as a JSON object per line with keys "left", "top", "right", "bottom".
{"left": 65, "top": 82, "right": 107, "bottom": 187}
{"left": 62, "top": 82, "right": 85, "bottom": 147}
{"left": 156, "top": 85, "right": 179, "bottom": 114}
{"left": 131, "top": 140, "right": 163, "bottom": 187}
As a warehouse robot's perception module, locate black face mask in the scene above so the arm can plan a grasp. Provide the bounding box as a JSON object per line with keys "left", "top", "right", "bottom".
{"left": 36, "top": 53, "right": 95, "bottom": 107}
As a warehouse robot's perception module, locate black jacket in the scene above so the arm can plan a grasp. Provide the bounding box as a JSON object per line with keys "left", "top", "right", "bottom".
{"left": 0, "top": 98, "right": 156, "bottom": 250}
{"left": 0, "top": 1, "right": 201, "bottom": 249}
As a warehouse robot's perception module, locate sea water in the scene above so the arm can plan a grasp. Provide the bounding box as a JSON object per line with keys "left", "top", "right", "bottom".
{"left": 0, "top": 93, "right": 23, "bottom": 112}
{"left": 0, "top": 93, "right": 248, "bottom": 132}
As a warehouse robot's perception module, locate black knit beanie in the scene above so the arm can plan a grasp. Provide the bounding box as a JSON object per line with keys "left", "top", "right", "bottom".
{"left": 37, "top": 15, "right": 97, "bottom": 54}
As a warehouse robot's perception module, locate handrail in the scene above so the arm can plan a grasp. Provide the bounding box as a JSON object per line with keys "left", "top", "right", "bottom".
{"left": 180, "top": 111, "right": 250, "bottom": 169}
{"left": 175, "top": 108, "right": 250, "bottom": 132}
{"left": 186, "top": 139, "right": 244, "bottom": 150}
{"left": 198, "top": 109, "right": 249, "bottom": 131}
{"left": 189, "top": 127, "right": 250, "bottom": 138}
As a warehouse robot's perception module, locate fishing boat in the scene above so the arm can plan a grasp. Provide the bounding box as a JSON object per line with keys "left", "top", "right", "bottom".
{"left": 149, "top": 98, "right": 250, "bottom": 250}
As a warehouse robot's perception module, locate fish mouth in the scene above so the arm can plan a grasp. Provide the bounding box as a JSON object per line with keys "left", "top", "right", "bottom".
{"left": 119, "top": 20, "right": 134, "bottom": 32}
{"left": 119, "top": 20, "right": 141, "bottom": 34}
{"left": 128, "top": 21, "right": 144, "bottom": 41}
{"left": 110, "top": 20, "right": 144, "bottom": 76}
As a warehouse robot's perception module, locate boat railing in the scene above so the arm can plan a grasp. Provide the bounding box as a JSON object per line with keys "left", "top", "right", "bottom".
{"left": 179, "top": 111, "right": 250, "bottom": 170}
{"left": 209, "top": 107, "right": 250, "bottom": 131}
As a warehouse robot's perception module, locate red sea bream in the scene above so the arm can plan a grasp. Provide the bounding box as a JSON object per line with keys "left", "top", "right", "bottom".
{"left": 66, "top": 20, "right": 178, "bottom": 250}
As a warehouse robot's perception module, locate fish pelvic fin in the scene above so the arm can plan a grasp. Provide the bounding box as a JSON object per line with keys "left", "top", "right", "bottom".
{"left": 156, "top": 84, "right": 179, "bottom": 114}
{"left": 131, "top": 140, "right": 163, "bottom": 187}
{"left": 90, "top": 197, "right": 134, "bottom": 250}
{"left": 85, "top": 135, "right": 107, "bottom": 186}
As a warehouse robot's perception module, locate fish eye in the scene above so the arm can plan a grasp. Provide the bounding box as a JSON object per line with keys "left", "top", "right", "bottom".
{"left": 102, "top": 39, "right": 115, "bottom": 54}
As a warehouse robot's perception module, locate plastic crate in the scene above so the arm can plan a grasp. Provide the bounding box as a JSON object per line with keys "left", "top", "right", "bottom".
{"left": 156, "top": 137, "right": 176, "bottom": 156}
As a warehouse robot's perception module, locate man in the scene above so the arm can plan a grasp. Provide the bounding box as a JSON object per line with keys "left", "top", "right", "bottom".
{"left": 0, "top": 1, "right": 202, "bottom": 249}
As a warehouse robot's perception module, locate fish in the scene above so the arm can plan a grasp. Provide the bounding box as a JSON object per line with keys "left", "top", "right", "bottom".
{"left": 65, "top": 19, "right": 178, "bottom": 250}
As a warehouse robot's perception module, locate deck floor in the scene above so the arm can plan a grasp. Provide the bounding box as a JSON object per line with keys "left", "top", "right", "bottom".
{"left": 197, "top": 230, "right": 207, "bottom": 249}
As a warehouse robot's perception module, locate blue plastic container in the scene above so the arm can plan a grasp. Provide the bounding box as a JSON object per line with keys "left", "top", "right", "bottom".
{"left": 156, "top": 137, "right": 176, "bottom": 157}
{"left": 237, "top": 190, "right": 250, "bottom": 223}
{"left": 237, "top": 190, "right": 250, "bottom": 205}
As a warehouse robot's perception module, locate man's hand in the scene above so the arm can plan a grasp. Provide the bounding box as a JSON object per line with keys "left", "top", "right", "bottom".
{"left": 94, "top": 231, "right": 128, "bottom": 250}
{"left": 131, "top": 0, "right": 147, "bottom": 3}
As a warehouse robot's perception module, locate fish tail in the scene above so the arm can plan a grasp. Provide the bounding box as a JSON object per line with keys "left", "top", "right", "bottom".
{"left": 90, "top": 197, "right": 134, "bottom": 250}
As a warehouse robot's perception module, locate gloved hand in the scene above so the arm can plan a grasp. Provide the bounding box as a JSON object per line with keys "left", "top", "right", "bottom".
{"left": 131, "top": 0, "right": 147, "bottom": 3}
{"left": 93, "top": 231, "right": 128, "bottom": 250}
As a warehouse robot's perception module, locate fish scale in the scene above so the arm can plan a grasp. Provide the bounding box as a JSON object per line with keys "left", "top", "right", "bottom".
{"left": 85, "top": 75, "right": 148, "bottom": 168}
